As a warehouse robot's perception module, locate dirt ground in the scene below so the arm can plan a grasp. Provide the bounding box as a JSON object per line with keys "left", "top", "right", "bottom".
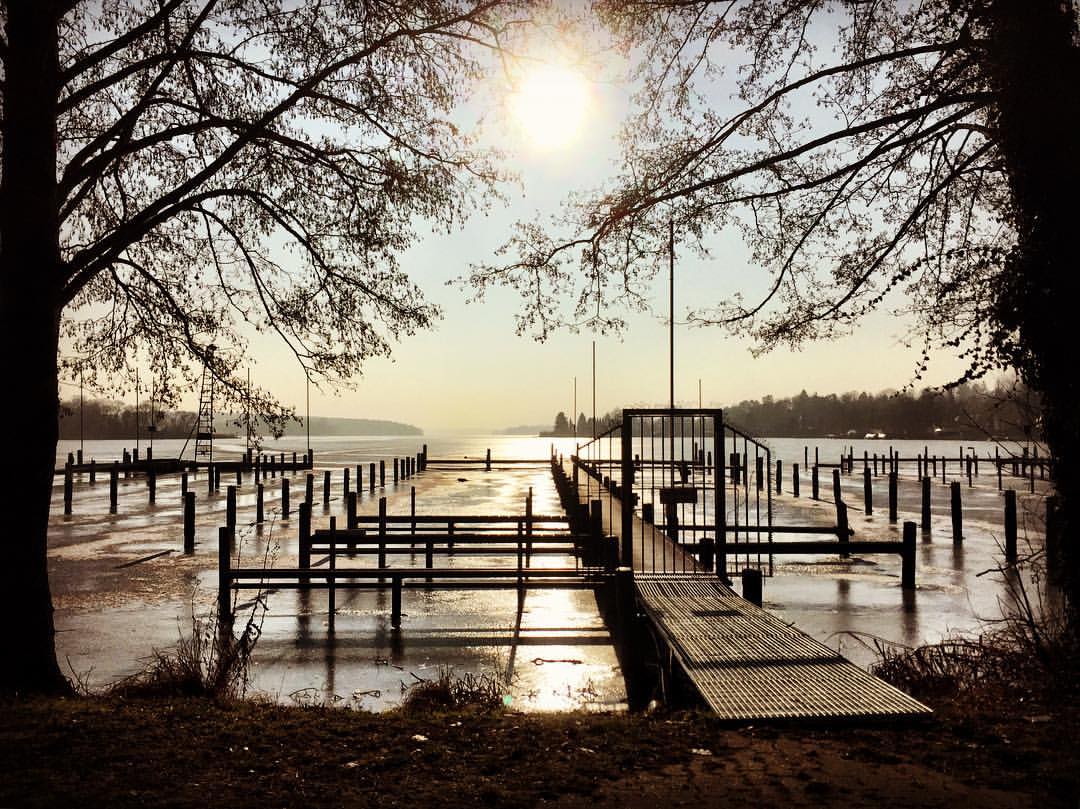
{"left": 2, "top": 685, "right": 1077, "bottom": 809}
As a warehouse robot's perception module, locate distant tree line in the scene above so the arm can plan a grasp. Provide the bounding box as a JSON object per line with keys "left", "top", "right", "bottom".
{"left": 545, "top": 383, "right": 1039, "bottom": 440}
{"left": 58, "top": 399, "right": 195, "bottom": 440}
{"left": 544, "top": 410, "right": 624, "bottom": 438}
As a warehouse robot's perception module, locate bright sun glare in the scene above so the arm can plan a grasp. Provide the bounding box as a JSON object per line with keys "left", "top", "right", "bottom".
{"left": 510, "top": 64, "right": 590, "bottom": 151}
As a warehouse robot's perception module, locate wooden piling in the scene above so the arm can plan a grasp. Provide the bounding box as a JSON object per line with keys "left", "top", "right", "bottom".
{"left": 776, "top": 460, "right": 782, "bottom": 495}
{"left": 298, "top": 501, "right": 311, "bottom": 571}
{"left": 393, "top": 457, "right": 399, "bottom": 484}
{"left": 207, "top": 463, "right": 214, "bottom": 495}
{"left": 888, "top": 472, "right": 897, "bottom": 523}
{"left": 378, "top": 496, "right": 387, "bottom": 571}
{"left": 183, "top": 492, "right": 195, "bottom": 553}
{"left": 90, "top": 459, "right": 96, "bottom": 484}
{"left": 110, "top": 463, "right": 118, "bottom": 514}
{"left": 391, "top": 575, "right": 402, "bottom": 629}
{"left": 226, "top": 485, "right": 236, "bottom": 530}
{"left": 256, "top": 483, "right": 264, "bottom": 523}
{"left": 742, "top": 568, "right": 763, "bottom": 607}
{"left": 356, "top": 464, "right": 362, "bottom": 493}
{"left": 327, "top": 516, "right": 336, "bottom": 631}
{"left": 950, "top": 481, "right": 963, "bottom": 543}
{"left": 343, "top": 466, "right": 350, "bottom": 497}
{"left": 792, "top": 463, "right": 800, "bottom": 498}
{"left": 811, "top": 464, "right": 819, "bottom": 500}
{"left": 756, "top": 456, "right": 764, "bottom": 491}
{"left": 347, "top": 491, "right": 357, "bottom": 529}
{"left": 281, "top": 478, "right": 290, "bottom": 520}
{"left": 1004, "top": 489, "right": 1017, "bottom": 563}
{"left": 323, "top": 470, "right": 330, "bottom": 506}
{"left": 921, "top": 477, "right": 931, "bottom": 530}
{"left": 379, "top": 460, "right": 385, "bottom": 487}
{"left": 369, "top": 462, "right": 376, "bottom": 492}
{"left": 305, "top": 473, "right": 314, "bottom": 505}
{"left": 902, "top": 522, "right": 916, "bottom": 590}
{"left": 863, "top": 468, "right": 872, "bottom": 515}
{"left": 63, "top": 464, "right": 73, "bottom": 515}
{"left": 218, "top": 526, "right": 232, "bottom": 624}
{"left": 832, "top": 468, "right": 841, "bottom": 505}
{"left": 836, "top": 502, "right": 849, "bottom": 559}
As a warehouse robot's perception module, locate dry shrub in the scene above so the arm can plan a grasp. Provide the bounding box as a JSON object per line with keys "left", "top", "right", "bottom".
{"left": 399, "top": 666, "right": 506, "bottom": 713}
{"left": 110, "top": 605, "right": 264, "bottom": 700}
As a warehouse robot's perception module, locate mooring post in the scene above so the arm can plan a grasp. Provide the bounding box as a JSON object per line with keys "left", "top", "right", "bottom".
{"left": 89, "top": 459, "right": 96, "bottom": 484}
{"left": 256, "top": 483, "right": 264, "bottom": 523}
{"left": 356, "top": 464, "right": 362, "bottom": 494}
{"left": 281, "top": 478, "right": 290, "bottom": 520}
{"left": 811, "top": 464, "right": 819, "bottom": 500}
{"left": 183, "top": 492, "right": 195, "bottom": 553}
{"left": 792, "top": 463, "right": 800, "bottom": 498}
{"left": 756, "top": 456, "right": 764, "bottom": 491}
{"left": 590, "top": 499, "right": 604, "bottom": 567}
{"left": 379, "top": 460, "right": 385, "bottom": 487}
{"left": 921, "top": 477, "right": 931, "bottom": 531}
{"left": 525, "top": 487, "right": 534, "bottom": 567}
{"left": 902, "top": 522, "right": 916, "bottom": 590}
{"left": 1004, "top": 489, "right": 1017, "bottom": 563}
{"left": 966, "top": 456, "right": 973, "bottom": 488}
{"left": 110, "top": 462, "right": 119, "bottom": 514}
{"left": 347, "top": 491, "right": 357, "bottom": 529}
{"left": 860, "top": 468, "right": 871, "bottom": 515}
{"left": 422, "top": 444, "right": 428, "bottom": 470}
{"left": 298, "top": 501, "right": 311, "bottom": 572}
{"left": 391, "top": 574, "right": 402, "bottom": 629}
{"left": 369, "top": 462, "right": 375, "bottom": 492}
{"left": 322, "top": 470, "right": 330, "bottom": 506}
{"left": 378, "top": 496, "right": 387, "bottom": 572}
{"left": 776, "top": 460, "right": 782, "bottom": 495}
{"left": 207, "top": 463, "right": 214, "bottom": 495}
{"left": 888, "top": 472, "right": 898, "bottom": 523}
{"left": 218, "top": 526, "right": 233, "bottom": 625}
{"left": 742, "top": 568, "right": 763, "bottom": 607}
{"left": 836, "top": 501, "right": 849, "bottom": 559}
{"left": 343, "top": 466, "right": 350, "bottom": 498}
{"left": 215, "top": 464, "right": 222, "bottom": 492}
{"left": 393, "top": 457, "right": 399, "bottom": 485}
{"left": 485, "top": 448, "right": 491, "bottom": 471}
{"left": 327, "top": 516, "right": 336, "bottom": 632}
{"left": 226, "top": 485, "right": 236, "bottom": 530}
{"left": 181, "top": 469, "right": 187, "bottom": 496}
{"left": 63, "top": 464, "right": 73, "bottom": 515}
{"left": 832, "top": 468, "right": 841, "bottom": 505}
{"left": 950, "top": 481, "right": 963, "bottom": 543}
{"left": 410, "top": 486, "right": 416, "bottom": 542}
{"left": 305, "top": 473, "right": 314, "bottom": 506}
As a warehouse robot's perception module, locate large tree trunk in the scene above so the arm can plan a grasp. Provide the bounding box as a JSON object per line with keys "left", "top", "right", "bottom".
{"left": 988, "top": 0, "right": 1080, "bottom": 617}
{"left": 0, "top": 1, "right": 70, "bottom": 694}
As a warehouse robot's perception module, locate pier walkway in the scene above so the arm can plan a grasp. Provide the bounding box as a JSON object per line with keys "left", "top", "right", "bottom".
{"left": 564, "top": 454, "right": 929, "bottom": 721}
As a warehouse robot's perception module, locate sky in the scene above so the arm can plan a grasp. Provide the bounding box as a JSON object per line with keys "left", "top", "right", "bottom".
{"left": 71, "top": 11, "right": 975, "bottom": 434}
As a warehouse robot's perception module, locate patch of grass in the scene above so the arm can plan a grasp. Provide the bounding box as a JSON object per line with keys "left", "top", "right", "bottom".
{"left": 399, "top": 666, "right": 507, "bottom": 713}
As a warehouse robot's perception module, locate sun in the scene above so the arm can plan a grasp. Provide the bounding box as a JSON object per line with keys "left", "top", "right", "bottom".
{"left": 509, "top": 63, "right": 590, "bottom": 151}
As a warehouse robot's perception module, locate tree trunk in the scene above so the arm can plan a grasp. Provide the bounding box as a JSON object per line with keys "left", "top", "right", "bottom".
{"left": 988, "top": 0, "right": 1080, "bottom": 616}
{"left": 0, "top": 1, "right": 70, "bottom": 693}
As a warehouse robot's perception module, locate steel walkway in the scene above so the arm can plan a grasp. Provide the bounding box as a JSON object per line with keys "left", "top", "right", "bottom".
{"left": 635, "top": 574, "right": 930, "bottom": 720}
{"left": 566, "top": 457, "right": 930, "bottom": 720}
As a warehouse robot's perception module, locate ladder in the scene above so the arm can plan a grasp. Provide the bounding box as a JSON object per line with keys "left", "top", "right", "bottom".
{"left": 193, "top": 366, "right": 214, "bottom": 464}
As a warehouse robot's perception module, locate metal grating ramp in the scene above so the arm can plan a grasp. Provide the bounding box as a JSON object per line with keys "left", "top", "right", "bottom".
{"left": 636, "top": 574, "right": 931, "bottom": 721}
